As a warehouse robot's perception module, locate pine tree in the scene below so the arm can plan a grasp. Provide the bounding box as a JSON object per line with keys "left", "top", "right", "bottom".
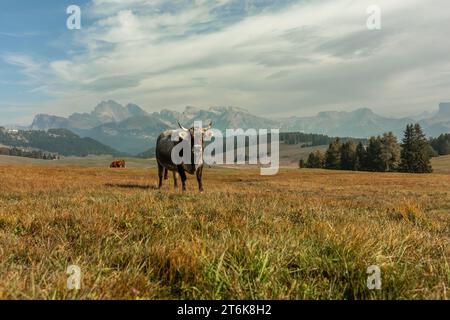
{"left": 380, "top": 132, "right": 400, "bottom": 172}
{"left": 325, "top": 138, "right": 341, "bottom": 169}
{"left": 366, "top": 136, "right": 383, "bottom": 171}
{"left": 355, "top": 142, "right": 367, "bottom": 171}
{"left": 400, "top": 124, "right": 415, "bottom": 172}
{"left": 306, "top": 153, "right": 315, "bottom": 168}
{"left": 306, "top": 150, "right": 325, "bottom": 168}
{"left": 413, "top": 124, "right": 432, "bottom": 173}
{"left": 299, "top": 159, "right": 305, "bottom": 169}
{"left": 340, "top": 140, "right": 357, "bottom": 170}
{"left": 400, "top": 123, "right": 432, "bottom": 173}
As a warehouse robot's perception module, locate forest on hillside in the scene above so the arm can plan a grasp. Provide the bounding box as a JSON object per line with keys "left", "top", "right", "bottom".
{"left": 0, "top": 128, "right": 123, "bottom": 157}
{"left": 303, "top": 124, "right": 435, "bottom": 173}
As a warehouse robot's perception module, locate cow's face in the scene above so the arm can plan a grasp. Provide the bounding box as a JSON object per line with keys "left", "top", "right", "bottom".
{"left": 178, "top": 122, "right": 213, "bottom": 169}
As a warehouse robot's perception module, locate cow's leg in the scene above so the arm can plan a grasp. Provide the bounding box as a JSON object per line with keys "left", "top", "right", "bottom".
{"left": 173, "top": 171, "right": 178, "bottom": 188}
{"left": 177, "top": 166, "right": 187, "bottom": 191}
{"left": 164, "top": 168, "right": 169, "bottom": 180}
{"left": 196, "top": 166, "right": 204, "bottom": 193}
{"left": 157, "top": 163, "right": 164, "bottom": 189}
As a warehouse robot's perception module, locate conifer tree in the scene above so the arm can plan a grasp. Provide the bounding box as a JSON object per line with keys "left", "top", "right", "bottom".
{"left": 325, "top": 138, "right": 341, "bottom": 169}
{"left": 400, "top": 124, "right": 432, "bottom": 173}
{"left": 380, "top": 132, "right": 400, "bottom": 172}
{"left": 355, "top": 142, "right": 367, "bottom": 171}
{"left": 340, "top": 140, "right": 357, "bottom": 170}
{"left": 307, "top": 150, "right": 325, "bottom": 168}
{"left": 366, "top": 136, "right": 383, "bottom": 171}
{"left": 413, "top": 124, "right": 432, "bottom": 173}
{"left": 400, "top": 124, "right": 415, "bottom": 172}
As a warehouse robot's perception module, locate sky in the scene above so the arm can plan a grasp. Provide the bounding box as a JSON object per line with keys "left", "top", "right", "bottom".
{"left": 0, "top": 0, "right": 449, "bottom": 124}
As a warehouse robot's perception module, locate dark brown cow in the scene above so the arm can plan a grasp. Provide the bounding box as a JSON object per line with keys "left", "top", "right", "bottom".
{"left": 110, "top": 160, "right": 126, "bottom": 168}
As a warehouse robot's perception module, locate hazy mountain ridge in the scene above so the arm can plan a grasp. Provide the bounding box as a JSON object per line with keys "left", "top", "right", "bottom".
{"left": 282, "top": 108, "right": 415, "bottom": 138}
{"left": 27, "top": 100, "right": 450, "bottom": 154}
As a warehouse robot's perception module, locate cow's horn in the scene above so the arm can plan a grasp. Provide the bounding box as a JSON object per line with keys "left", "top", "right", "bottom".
{"left": 206, "top": 122, "right": 212, "bottom": 131}
{"left": 178, "top": 121, "right": 188, "bottom": 131}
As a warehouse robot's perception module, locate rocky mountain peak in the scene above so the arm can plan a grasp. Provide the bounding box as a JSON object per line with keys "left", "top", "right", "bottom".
{"left": 437, "top": 103, "right": 450, "bottom": 118}
{"left": 126, "top": 103, "right": 148, "bottom": 117}
{"left": 92, "top": 100, "right": 130, "bottom": 123}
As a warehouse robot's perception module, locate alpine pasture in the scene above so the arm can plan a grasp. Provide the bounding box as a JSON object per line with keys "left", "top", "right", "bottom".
{"left": 0, "top": 155, "right": 448, "bottom": 299}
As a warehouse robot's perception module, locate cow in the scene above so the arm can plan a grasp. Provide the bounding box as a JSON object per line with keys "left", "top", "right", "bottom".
{"left": 110, "top": 160, "right": 126, "bottom": 168}
{"left": 110, "top": 160, "right": 119, "bottom": 168}
{"left": 156, "top": 122, "right": 212, "bottom": 192}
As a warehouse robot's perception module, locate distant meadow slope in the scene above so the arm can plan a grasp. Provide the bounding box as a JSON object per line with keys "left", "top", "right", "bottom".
{"left": 1, "top": 153, "right": 450, "bottom": 171}
{"left": 0, "top": 155, "right": 156, "bottom": 168}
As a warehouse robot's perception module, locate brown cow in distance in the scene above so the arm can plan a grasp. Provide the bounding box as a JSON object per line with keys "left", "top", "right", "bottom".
{"left": 110, "top": 160, "right": 126, "bottom": 168}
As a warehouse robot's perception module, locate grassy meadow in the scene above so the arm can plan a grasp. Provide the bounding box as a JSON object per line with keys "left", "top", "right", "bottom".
{"left": 0, "top": 155, "right": 449, "bottom": 299}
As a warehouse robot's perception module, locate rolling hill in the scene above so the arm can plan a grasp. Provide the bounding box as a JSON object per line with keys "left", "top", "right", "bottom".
{"left": 0, "top": 127, "right": 122, "bottom": 157}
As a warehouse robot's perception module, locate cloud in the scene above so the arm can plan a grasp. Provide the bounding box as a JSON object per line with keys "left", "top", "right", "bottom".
{"left": 3, "top": 0, "right": 450, "bottom": 121}
{"left": 2, "top": 54, "right": 43, "bottom": 81}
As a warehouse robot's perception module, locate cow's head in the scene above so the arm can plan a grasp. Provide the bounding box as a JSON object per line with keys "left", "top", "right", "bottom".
{"left": 177, "top": 121, "right": 213, "bottom": 169}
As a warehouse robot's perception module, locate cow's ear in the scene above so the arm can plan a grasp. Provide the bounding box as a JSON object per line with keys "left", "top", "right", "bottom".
{"left": 179, "top": 130, "right": 189, "bottom": 140}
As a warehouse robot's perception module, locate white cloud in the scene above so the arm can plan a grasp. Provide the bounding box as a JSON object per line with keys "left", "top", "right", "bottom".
{"left": 2, "top": 54, "right": 43, "bottom": 82}
{"left": 6, "top": 0, "right": 450, "bottom": 119}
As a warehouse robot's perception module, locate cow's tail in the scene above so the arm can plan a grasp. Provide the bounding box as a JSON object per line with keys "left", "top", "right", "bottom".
{"left": 164, "top": 168, "right": 169, "bottom": 180}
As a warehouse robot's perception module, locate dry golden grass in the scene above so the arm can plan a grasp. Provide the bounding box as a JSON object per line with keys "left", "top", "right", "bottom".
{"left": 0, "top": 163, "right": 448, "bottom": 300}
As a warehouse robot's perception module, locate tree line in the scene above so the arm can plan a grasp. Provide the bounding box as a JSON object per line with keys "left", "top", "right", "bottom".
{"left": 280, "top": 132, "right": 365, "bottom": 148}
{"left": 0, "top": 147, "right": 59, "bottom": 160}
{"left": 302, "top": 123, "right": 434, "bottom": 173}
{"left": 429, "top": 133, "right": 450, "bottom": 156}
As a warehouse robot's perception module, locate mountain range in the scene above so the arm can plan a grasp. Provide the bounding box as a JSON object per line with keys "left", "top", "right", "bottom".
{"left": 27, "top": 101, "right": 450, "bottom": 154}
